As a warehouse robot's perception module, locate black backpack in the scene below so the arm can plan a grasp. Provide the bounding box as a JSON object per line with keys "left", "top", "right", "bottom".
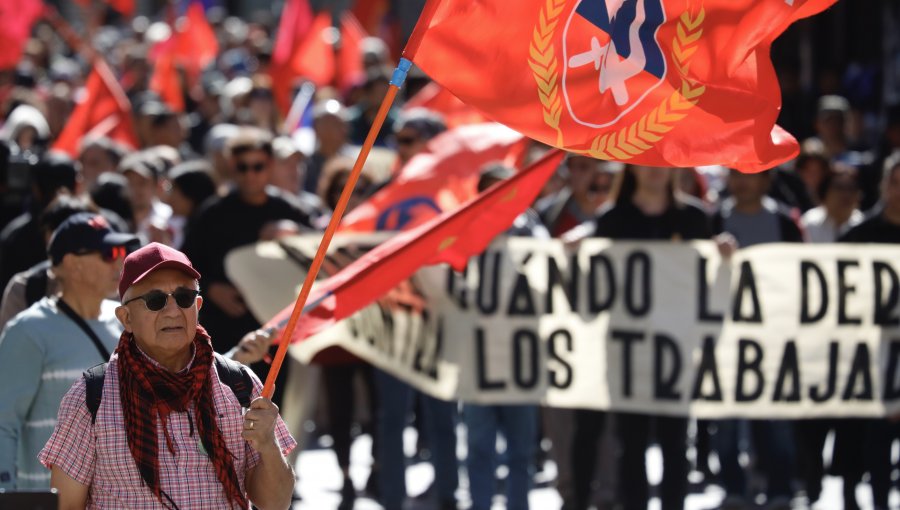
{"left": 83, "top": 353, "right": 253, "bottom": 424}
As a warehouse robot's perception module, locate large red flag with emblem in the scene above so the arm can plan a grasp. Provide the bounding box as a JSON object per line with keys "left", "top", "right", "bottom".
{"left": 0, "top": 0, "right": 44, "bottom": 70}
{"left": 340, "top": 123, "right": 524, "bottom": 232}
{"left": 52, "top": 60, "right": 138, "bottom": 157}
{"left": 265, "top": 148, "right": 565, "bottom": 347}
{"left": 407, "top": 0, "right": 836, "bottom": 172}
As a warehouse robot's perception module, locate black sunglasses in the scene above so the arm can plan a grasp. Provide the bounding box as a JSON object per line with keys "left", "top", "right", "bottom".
{"left": 395, "top": 136, "right": 419, "bottom": 146}
{"left": 236, "top": 161, "right": 267, "bottom": 173}
{"left": 123, "top": 288, "right": 200, "bottom": 311}
{"left": 72, "top": 245, "right": 130, "bottom": 263}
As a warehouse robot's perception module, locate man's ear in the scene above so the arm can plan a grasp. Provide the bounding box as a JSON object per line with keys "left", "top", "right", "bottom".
{"left": 196, "top": 296, "right": 203, "bottom": 311}
{"left": 115, "top": 305, "right": 133, "bottom": 332}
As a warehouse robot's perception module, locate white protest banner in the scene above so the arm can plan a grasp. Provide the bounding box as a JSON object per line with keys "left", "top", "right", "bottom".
{"left": 226, "top": 235, "right": 900, "bottom": 418}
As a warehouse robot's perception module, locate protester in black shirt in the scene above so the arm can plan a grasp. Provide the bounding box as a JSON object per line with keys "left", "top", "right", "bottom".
{"left": 592, "top": 165, "right": 715, "bottom": 510}
{"left": 181, "top": 129, "right": 317, "bottom": 354}
{"left": 840, "top": 151, "right": 900, "bottom": 243}
{"left": 839, "top": 151, "right": 900, "bottom": 510}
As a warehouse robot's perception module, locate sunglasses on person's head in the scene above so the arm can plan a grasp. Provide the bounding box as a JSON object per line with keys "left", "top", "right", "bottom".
{"left": 236, "top": 161, "right": 267, "bottom": 173}
{"left": 123, "top": 288, "right": 200, "bottom": 311}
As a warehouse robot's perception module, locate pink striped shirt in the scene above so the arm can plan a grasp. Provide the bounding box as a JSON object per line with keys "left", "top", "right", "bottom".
{"left": 39, "top": 353, "right": 296, "bottom": 509}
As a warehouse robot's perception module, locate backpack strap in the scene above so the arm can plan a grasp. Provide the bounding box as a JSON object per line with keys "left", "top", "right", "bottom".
{"left": 83, "top": 363, "right": 108, "bottom": 424}
{"left": 213, "top": 353, "right": 254, "bottom": 409}
{"left": 82, "top": 355, "right": 254, "bottom": 424}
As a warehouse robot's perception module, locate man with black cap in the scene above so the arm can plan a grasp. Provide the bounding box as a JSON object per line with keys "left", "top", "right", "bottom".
{"left": 41, "top": 242, "right": 296, "bottom": 509}
{"left": 0, "top": 212, "right": 137, "bottom": 490}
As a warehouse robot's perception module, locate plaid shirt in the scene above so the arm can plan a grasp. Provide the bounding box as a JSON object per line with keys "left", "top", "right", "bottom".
{"left": 39, "top": 353, "right": 296, "bottom": 509}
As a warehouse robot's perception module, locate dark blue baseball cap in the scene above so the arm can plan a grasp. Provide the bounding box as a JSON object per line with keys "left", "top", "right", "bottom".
{"left": 47, "top": 212, "right": 139, "bottom": 266}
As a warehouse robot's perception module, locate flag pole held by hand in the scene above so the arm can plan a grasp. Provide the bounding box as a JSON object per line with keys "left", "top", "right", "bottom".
{"left": 261, "top": 59, "right": 412, "bottom": 398}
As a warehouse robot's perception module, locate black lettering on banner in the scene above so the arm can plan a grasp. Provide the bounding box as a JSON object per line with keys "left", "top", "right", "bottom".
{"left": 842, "top": 343, "right": 873, "bottom": 401}
{"left": 610, "top": 329, "right": 644, "bottom": 397}
{"left": 653, "top": 333, "right": 682, "bottom": 401}
{"left": 347, "top": 315, "right": 360, "bottom": 339}
{"left": 548, "top": 329, "right": 574, "bottom": 389}
{"left": 697, "top": 257, "right": 723, "bottom": 322}
{"left": 691, "top": 335, "right": 723, "bottom": 401}
{"left": 736, "top": 338, "right": 764, "bottom": 402}
{"left": 588, "top": 253, "right": 616, "bottom": 313}
{"left": 475, "top": 328, "right": 506, "bottom": 390}
{"left": 837, "top": 260, "right": 862, "bottom": 325}
{"left": 513, "top": 329, "right": 540, "bottom": 389}
{"left": 507, "top": 268, "right": 537, "bottom": 317}
{"left": 624, "top": 251, "right": 652, "bottom": 317}
{"left": 446, "top": 265, "right": 468, "bottom": 309}
{"left": 773, "top": 341, "right": 801, "bottom": 402}
{"left": 379, "top": 307, "right": 394, "bottom": 354}
{"left": 800, "top": 261, "right": 829, "bottom": 324}
{"left": 809, "top": 342, "right": 839, "bottom": 402}
{"left": 476, "top": 252, "right": 501, "bottom": 315}
{"left": 412, "top": 310, "right": 443, "bottom": 379}
{"left": 547, "top": 254, "right": 579, "bottom": 314}
{"left": 874, "top": 262, "right": 900, "bottom": 326}
{"left": 883, "top": 340, "right": 900, "bottom": 400}
{"left": 732, "top": 262, "right": 763, "bottom": 323}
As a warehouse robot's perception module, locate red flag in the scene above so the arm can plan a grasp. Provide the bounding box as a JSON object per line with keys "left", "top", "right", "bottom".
{"left": 107, "top": 0, "right": 134, "bottom": 16}
{"left": 336, "top": 13, "right": 366, "bottom": 92}
{"left": 271, "top": 6, "right": 367, "bottom": 115}
{"left": 52, "top": 60, "right": 138, "bottom": 157}
{"left": 265, "top": 148, "right": 566, "bottom": 346}
{"left": 340, "top": 123, "right": 524, "bottom": 232}
{"left": 351, "top": 0, "right": 389, "bottom": 36}
{"left": 272, "top": 10, "right": 332, "bottom": 114}
{"left": 271, "top": 0, "right": 313, "bottom": 114}
{"left": 149, "top": 50, "right": 185, "bottom": 112}
{"left": 404, "top": 82, "right": 491, "bottom": 129}
{"left": 173, "top": 1, "right": 218, "bottom": 79}
{"left": 75, "top": 0, "right": 135, "bottom": 17}
{"left": 407, "top": 0, "right": 837, "bottom": 172}
{"left": 0, "top": 0, "right": 44, "bottom": 70}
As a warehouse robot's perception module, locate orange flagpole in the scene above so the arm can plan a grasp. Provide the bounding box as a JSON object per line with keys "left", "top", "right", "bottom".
{"left": 262, "top": 0, "right": 446, "bottom": 398}
{"left": 262, "top": 63, "right": 408, "bottom": 398}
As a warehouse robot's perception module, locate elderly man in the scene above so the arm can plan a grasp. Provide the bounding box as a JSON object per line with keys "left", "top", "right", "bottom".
{"left": 40, "top": 242, "right": 296, "bottom": 509}
{"left": 0, "top": 212, "right": 136, "bottom": 490}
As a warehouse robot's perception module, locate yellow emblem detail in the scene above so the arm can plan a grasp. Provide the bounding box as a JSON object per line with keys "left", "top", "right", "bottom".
{"left": 528, "top": 2, "right": 707, "bottom": 160}
{"left": 438, "top": 236, "right": 458, "bottom": 251}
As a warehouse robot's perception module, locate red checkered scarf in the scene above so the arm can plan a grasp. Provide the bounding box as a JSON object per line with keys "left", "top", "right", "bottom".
{"left": 116, "top": 327, "right": 248, "bottom": 509}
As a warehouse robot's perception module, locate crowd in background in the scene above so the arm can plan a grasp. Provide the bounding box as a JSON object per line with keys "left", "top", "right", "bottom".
{"left": 1, "top": 1, "right": 900, "bottom": 510}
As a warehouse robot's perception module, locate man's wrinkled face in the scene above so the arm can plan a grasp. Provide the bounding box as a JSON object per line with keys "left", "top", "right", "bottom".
{"left": 116, "top": 269, "right": 202, "bottom": 358}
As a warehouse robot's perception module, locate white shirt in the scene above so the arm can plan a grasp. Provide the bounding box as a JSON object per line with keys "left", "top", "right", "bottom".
{"left": 800, "top": 206, "right": 864, "bottom": 243}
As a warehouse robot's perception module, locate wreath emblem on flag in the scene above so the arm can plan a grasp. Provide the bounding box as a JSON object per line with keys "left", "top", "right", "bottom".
{"left": 528, "top": 0, "right": 706, "bottom": 160}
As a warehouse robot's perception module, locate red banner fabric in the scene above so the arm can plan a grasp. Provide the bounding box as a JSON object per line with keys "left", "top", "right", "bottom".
{"left": 408, "top": 0, "right": 837, "bottom": 172}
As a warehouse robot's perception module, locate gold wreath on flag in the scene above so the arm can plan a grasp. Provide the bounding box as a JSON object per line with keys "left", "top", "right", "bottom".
{"left": 528, "top": 0, "right": 707, "bottom": 159}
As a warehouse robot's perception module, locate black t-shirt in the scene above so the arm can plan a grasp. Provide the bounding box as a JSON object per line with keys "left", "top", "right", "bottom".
{"left": 593, "top": 198, "right": 713, "bottom": 241}
{"left": 182, "top": 188, "right": 315, "bottom": 284}
{"left": 839, "top": 214, "right": 900, "bottom": 244}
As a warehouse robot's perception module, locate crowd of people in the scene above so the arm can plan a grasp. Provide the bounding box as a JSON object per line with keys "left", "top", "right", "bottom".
{"left": 0, "top": 1, "right": 899, "bottom": 510}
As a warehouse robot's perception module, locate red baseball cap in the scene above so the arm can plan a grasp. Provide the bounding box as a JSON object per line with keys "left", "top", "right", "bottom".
{"left": 118, "top": 242, "right": 201, "bottom": 300}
